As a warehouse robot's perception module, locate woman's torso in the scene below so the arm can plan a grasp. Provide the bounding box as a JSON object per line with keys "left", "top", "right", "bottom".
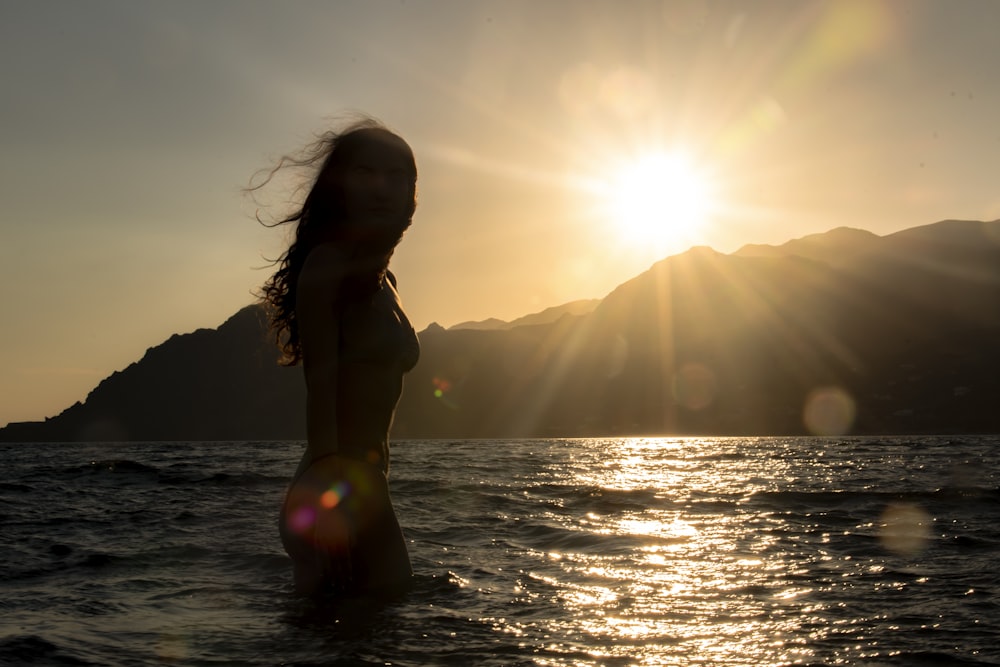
{"left": 299, "top": 273, "right": 418, "bottom": 476}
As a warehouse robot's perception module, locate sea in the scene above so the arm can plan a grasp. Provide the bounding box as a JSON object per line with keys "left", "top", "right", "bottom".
{"left": 1, "top": 436, "right": 997, "bottom": 667}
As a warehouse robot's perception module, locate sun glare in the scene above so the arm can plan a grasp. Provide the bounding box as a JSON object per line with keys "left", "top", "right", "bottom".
{"left": 599, "top": 151, "right": 715, "bottom": 254}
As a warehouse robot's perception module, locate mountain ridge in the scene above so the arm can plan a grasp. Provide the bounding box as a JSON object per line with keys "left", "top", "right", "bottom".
{"left": 449, "top": 299, "right": 600, "bottom": 331}
{"left": 3, "top": 219, "right": 998, "bottom": 441}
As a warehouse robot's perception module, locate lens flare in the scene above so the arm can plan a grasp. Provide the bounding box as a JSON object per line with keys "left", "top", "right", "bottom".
{"left": 673, "top": 362, "right": 717, "bottom": 411}
{"left": 803, "top": 386, "right": 856, "bottom": 435}
{"left": 156, "top": 632, "right": 188, "bottom": 663}
{"left": 558, "top": 62, "right": 653, "bottom": 119}
{"left": 288, "top": 505, "right": 316, "bottom": 534}
{"left": 433, "top": 376, "right": 460, "bottom": 410}
{"left": 432, "top": 376, "right": 451, "bottom": 397}
{"left": 879, "top": 502, "right": 932, "bottom": 557}
{"left": 320, "top": 481, "right": 349, "bottom": 509}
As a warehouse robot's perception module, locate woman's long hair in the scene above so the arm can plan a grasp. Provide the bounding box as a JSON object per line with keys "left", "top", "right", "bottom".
{"left": 251, "top": 119, "right": 417, "bottom": 365}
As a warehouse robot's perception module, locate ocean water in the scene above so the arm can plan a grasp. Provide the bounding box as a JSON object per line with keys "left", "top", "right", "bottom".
{"left": 1, "top": 436, "right": 997, "bottom": 667}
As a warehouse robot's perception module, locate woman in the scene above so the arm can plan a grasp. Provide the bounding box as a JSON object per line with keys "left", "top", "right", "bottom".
{"left": 257, "top": 119, "right": 420, "bottom": 597}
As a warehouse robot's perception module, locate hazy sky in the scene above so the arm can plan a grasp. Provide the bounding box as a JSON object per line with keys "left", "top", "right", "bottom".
{"left": 2, "top": 0, "right": 999, "bottom": 427}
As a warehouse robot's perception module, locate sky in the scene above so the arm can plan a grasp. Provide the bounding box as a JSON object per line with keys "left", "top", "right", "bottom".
{"left": 2, "top": 0, "right": 999, "bottom": 427}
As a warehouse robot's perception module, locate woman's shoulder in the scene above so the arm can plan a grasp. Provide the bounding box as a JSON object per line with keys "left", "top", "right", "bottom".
{"left": 297, "top": 243, "right": 350, "bottom": 295}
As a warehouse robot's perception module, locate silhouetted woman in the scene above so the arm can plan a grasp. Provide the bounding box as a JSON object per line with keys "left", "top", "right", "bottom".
{"left": 256, "top": 119, "right": 419, "bottom": 596}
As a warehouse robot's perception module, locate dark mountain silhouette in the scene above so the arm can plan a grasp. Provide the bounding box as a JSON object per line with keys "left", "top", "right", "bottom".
{"left": 0, "top": 308, "right": 305, "bottom": 442}
{"left": 449, "top": 299, "right": 600, "bottom": 330}
{"left": 735, "top": 226, "right": 880, "bottom": 265}
{"left": 448, "top": 317, "right": 509, "bottom": 331}
{"left": 3, "top": 219, "right": 998, "bottom": 441}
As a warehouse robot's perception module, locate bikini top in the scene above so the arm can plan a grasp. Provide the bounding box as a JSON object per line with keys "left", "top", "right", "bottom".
{"left": 337, "top": 271, "right": 419, "bottom": 373}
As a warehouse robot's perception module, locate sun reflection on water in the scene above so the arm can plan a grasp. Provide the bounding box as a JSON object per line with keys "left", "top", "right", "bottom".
{"left": 499, "top": 437, "right": 823, "bottom": 665}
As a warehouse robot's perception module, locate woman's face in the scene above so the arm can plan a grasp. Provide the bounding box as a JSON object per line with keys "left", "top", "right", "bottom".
{"left": 340, "top": 138, "right": 414, "bottom": 230}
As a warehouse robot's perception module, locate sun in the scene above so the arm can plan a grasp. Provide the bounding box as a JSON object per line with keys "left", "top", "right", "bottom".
{"left": 598, "top": 151, "right": 715, "bottom": 253}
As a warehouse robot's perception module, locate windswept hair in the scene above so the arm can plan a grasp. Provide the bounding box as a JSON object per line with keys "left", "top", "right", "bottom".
{"left": 251, "top": 118, "right": 417, "bottom": 365}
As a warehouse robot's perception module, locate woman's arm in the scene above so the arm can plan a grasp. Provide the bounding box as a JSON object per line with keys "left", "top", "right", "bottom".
{"left": 295, "top": 243, "right": 346, "bottom": 459}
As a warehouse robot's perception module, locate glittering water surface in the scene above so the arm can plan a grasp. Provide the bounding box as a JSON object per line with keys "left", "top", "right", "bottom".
{"left": 2, "top": 436, "right": 998, "bottom": 666}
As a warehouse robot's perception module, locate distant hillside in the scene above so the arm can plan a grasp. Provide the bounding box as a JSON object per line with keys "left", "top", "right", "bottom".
{"left": 449, "top": 299, "right": 600, "bottom": 331}
{"left": 0, "top": 307, "right": 304, "bottom": 442}
{"left": 735, "top": 226, "right": 880, "bottom": 264}
{"left": 3, "top": 219, "right": 998, "bottom": 441}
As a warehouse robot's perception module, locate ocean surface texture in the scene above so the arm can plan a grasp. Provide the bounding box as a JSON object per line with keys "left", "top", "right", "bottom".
{"left": 2, "top": 436, "right": 998, "bottom": 666}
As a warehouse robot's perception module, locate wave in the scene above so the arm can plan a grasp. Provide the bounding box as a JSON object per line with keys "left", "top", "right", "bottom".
{"left": 0, "top": 635, "right": 94, "bottom": 667}
{"left": 3, "top": 437, "right": 998, "bottom": 667}
{"left": 748, "top": 486, "right": 1000, "bottom": 510}
{"left": 69, "top": 459, "right": 160, "bottom": 476}
{"left": 45, "top": 458, "right": 287, "bottom": 488}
